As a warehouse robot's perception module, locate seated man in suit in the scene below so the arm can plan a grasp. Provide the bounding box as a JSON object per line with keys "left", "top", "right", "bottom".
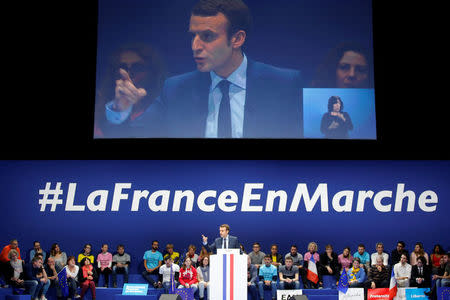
{"left": 201, "top": 224, "right": 240, "bottom": 254}
{"left": 410, "top": 256, "right": 431, "bottom": 288}
{"left": 105, "top": 0, "right": 303, "bottom": 138}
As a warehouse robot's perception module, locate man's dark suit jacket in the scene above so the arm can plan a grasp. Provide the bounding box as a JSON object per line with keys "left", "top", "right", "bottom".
{"left": 130, "top": 59, "right": 303, "bottom": 138}
{"left": 409, "top": 265, "right": 431, "bottom": 287}
{"left": 205, "top": 235, "right": 240, "bottom": 255}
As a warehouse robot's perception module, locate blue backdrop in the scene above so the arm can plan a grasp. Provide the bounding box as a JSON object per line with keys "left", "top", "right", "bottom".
{"left": 1, "top": 160, "right": 448, "bottom": 274}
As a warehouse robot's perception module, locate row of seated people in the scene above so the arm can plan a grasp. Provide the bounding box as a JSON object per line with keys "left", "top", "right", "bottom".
{"left": 0, "top": 239, "right": 449, "bottom": 300}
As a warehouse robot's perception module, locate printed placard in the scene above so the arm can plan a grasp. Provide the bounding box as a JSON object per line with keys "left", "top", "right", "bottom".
{"left": 122, "top": 283, "right": 148, "bottom": 295}
{"left": 277, "top": 289, "right": 303, "bottom": 300}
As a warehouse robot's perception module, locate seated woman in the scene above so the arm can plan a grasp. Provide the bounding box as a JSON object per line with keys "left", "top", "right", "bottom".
{"left": 4, "top": 249, "right": 26, "bottom": 291}
{"left": 430, "top": 244, "right": 445, "bottom": 274}
{"left": 178, "top": 257, "right": 198, "bottom": 295}
{"left": 96, "top": 243, "right": 113, "bottom": 287}
{"left": 347, "top": 258, "right": 366, "bottom": 288}
{"left": 197, "top": 256, "right": 210, "bottom": 300}
{"left": 185, "top": 245, "right": 199, "bottom": 268}
{"left": 65, "top": 256, "right": 80, "bottom": 299}
{"left": 49, "top": 243, "right": 67, "bottom": 270}
{"left": 410, "top": 256, "right": 431, "bottom": 288}
{"left": 78, "top": 257, "right": 98, "bottom": 300}
{"left": 197, "top": 246, "right": 209, "bottom": 267}
{"left": 304, "top": 242, "right": 321, "bottom": 288}
{"left": 410, "top": 242, "right": 429, "bottom": 266}
{"left": 338, "top": 247, "right": 353, "bottom": 272}
{"left": 319, "top": 244, "right": 340, "bottom": 287}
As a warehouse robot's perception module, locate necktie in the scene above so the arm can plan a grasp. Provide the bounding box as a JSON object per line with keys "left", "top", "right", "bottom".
{"left": 419, "top": 267, "right": 422, "bottom": 275}
{"left": 217, "top": 80, "right": 231, "bottom": 138}
{"left": 222, "top": 238, "right": 227, "bottom": 249}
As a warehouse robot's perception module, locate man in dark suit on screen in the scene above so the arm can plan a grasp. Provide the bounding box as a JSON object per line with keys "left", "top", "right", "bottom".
{"left": 201, "top": 224, "right": 241, "bottom": 254}
{"left": 105, "top": 0, "right": 303, "bottom": 138}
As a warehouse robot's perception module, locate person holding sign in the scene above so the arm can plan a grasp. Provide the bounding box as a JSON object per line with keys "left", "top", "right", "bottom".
{"left": 201, "top": 224, "right": 241, "bottom": 254}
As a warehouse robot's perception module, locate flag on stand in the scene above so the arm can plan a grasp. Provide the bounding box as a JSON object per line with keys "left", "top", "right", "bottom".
{"left": 389, "top": 268, "right": 397, "bottom": 300}
{"left": 338, "top": 269, "right": 349, "bottom": 294}
{"left": 169, "top": 264, "right": 176, "bottom": 294}
{"left": 307, "top": 254, "right": 319, "bottom": 284}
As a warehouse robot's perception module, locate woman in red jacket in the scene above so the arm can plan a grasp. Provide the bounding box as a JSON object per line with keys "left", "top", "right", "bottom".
{"left": 78, "top": 257, "right": 98, "bottom": 300}
{"left": 178, "top": 257, "right": 198, "bottom": 295}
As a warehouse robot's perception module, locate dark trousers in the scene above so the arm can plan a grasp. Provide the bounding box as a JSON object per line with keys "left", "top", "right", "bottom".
{"left": 98, "top": 267, "right": 112, "bottom": 286}
{"left": 67, "top": 277, "right": 78, "bottom": 298}
{"left": 142, "top": 269, "right": 159, "bottom": 287}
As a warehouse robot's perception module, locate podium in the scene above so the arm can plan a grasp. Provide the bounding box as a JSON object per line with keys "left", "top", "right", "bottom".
{"left": 210, "top": 249, "right": 247, "bottom": 300}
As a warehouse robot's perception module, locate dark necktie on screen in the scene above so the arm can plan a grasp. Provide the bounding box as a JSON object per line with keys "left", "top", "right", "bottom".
{"left": 222, "top": 238, "right": 227, "bottom": 249}
{"left": 218, "top": 80, "right": 232, "bottom": 138}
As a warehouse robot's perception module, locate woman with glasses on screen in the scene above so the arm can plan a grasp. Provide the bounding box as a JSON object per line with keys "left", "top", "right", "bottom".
{"left": 94, "top": 43, "right": 167, "bottom": 138}
{"left": 320, "top": 96, "right": 353, "bottom": 139}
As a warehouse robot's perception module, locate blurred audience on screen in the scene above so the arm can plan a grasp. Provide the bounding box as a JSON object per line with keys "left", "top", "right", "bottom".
{"left": 311, "top": 41, "right": 372, "bottom": 89}
{"left": 94, "top": 42, "right": 167, "bottom": 138}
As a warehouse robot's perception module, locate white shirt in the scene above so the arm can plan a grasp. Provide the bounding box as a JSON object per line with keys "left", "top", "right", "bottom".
{"left": 159, "top": 264, "right": 180, "bottom": 283}
{"left": 371, "top": 252, "right": 389, "bottom": 266}
{"left": 205, "top": 54, "right": 247, "bottom": 138}
{"left": 65, "top": 265, "right": 79, "bottom": 281}
{"left": 221, "top": 236, "right": 229, "bottom": 249}
{"left": 393, "top": 262, "right": 411, "bottom": 287}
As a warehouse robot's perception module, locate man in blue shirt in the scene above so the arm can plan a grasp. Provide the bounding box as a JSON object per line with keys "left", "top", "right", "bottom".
{"left": 353, "top": 244, "right": 370, "bottom": 269}
{"left": 105, "top": 0, "right": 302, "bottom": 138}
{"left": 142, "top": 240, "right": 163, "bottom": 288}
{"left": 258, "top": 255, "right": 278, "bottom": 300}
{"left": 29, "top": 241, "right": 46, "bottom": 263}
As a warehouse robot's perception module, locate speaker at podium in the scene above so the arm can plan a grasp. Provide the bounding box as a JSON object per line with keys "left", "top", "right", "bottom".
{"left": 210, "top": 249, "right": 248, "bottom": 300}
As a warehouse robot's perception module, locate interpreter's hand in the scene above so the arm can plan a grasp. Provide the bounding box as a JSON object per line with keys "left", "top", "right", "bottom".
{"left": 202, "top": 234, "right": 208, "bottom": 244}
{"left": 114, "top": 68, "right": 147, "bottom": 111}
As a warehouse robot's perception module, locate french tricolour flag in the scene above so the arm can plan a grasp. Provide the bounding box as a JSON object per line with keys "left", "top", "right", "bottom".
{"left": 307, "top": 254, "right": 319, "bottom": 284}
{"left": 389, "top": 268, "right": 397, "bottom": 300}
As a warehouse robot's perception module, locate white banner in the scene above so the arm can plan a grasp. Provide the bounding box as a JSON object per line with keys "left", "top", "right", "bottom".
{"left": 339, "top": 288, "right": 364, "bottom": 300}
{"left": 277, "top": 289, "right": 303, "bottom": 300}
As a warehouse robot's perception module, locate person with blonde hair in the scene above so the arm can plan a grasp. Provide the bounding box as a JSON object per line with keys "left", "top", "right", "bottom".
{"left": 304, "top": 242, "right": 321, "bottom": 288}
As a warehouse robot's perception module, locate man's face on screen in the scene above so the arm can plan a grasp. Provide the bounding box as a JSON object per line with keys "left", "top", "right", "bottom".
{"left": 190, "top": 13, "right": 234, "bottom": 75}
